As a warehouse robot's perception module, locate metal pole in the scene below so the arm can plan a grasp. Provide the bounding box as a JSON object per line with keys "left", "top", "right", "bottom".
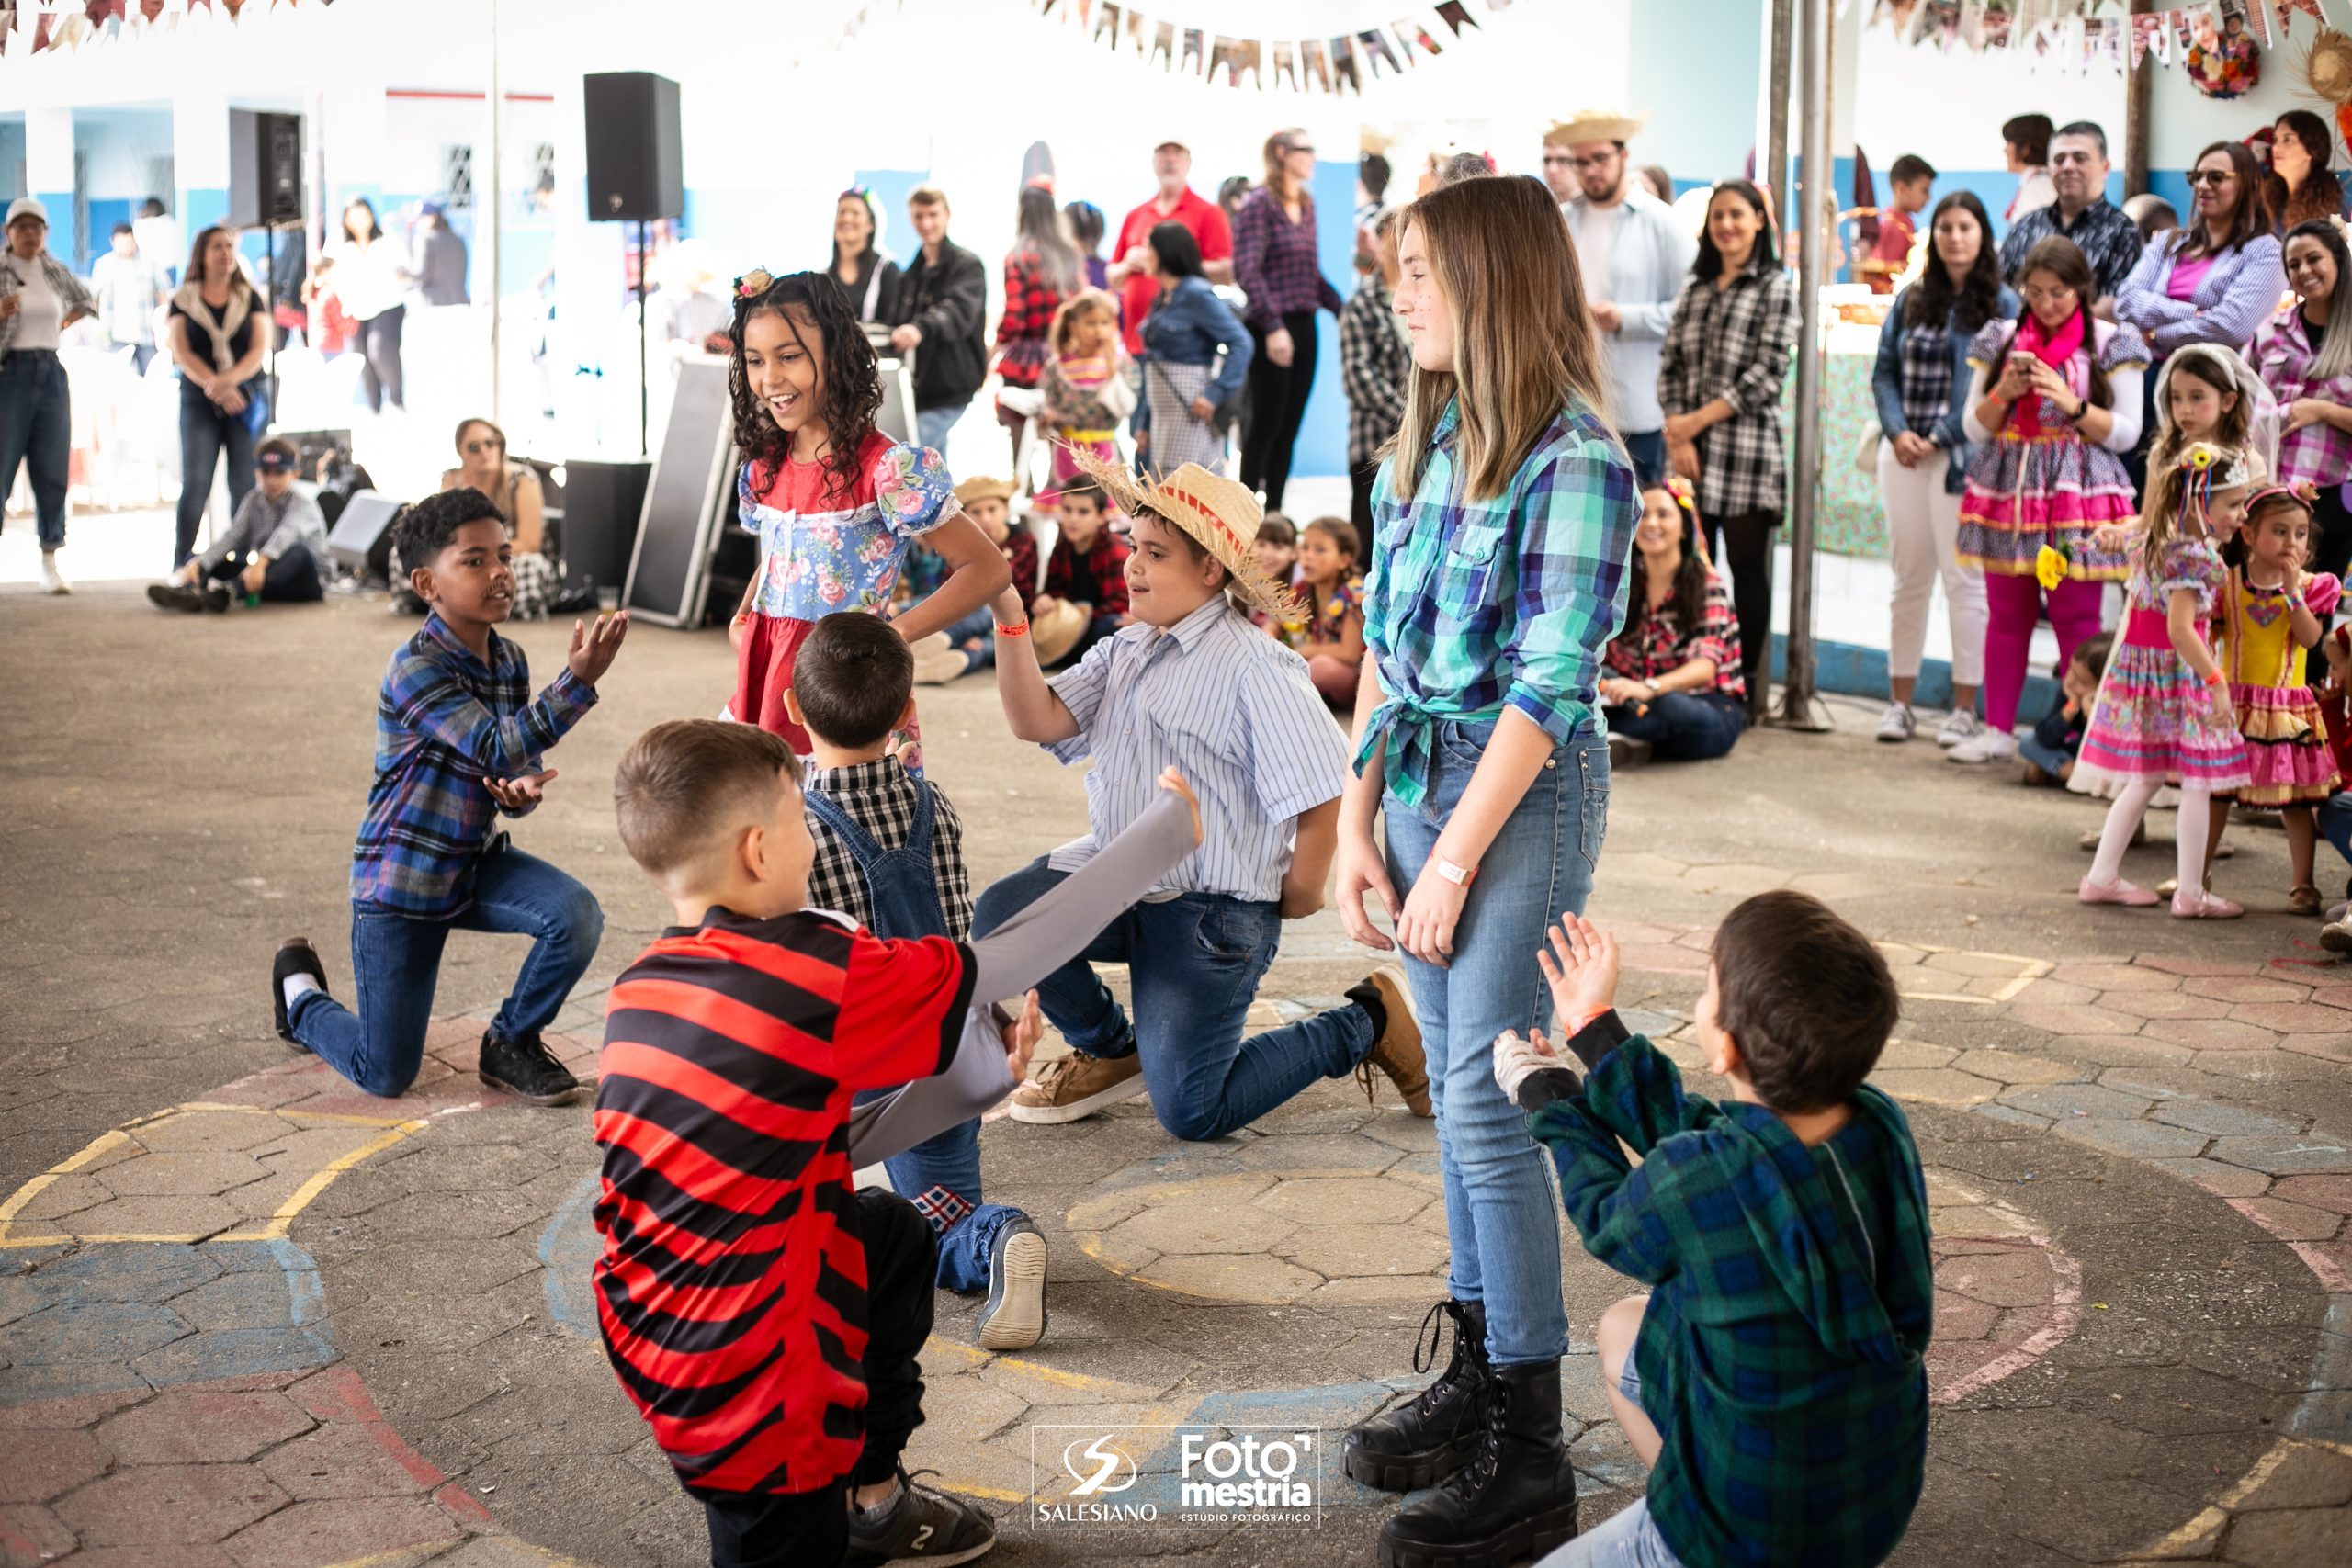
{"left": 637, "top": 219, "right": 650, "bottom": 457}
{"left": 1765, "top": 0, "right": 1793, "bottom": 220}
{"left": 1779, "top": 0, "right": 1830, "bottom": 730}
{"left": 485, "top": 0, "right": 503, "bottom": 423}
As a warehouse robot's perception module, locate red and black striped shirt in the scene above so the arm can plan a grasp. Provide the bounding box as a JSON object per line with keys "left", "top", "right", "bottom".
{"left": 591, "top": 907, "right": 976, "bottom": 1496}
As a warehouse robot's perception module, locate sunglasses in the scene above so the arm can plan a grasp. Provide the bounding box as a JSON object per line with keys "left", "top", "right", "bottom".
{"left": 463, "top": 439, "right": 503, "bottom": 454}
{"left": 2188, "top": 169, "right": 2233, "bottom": 187}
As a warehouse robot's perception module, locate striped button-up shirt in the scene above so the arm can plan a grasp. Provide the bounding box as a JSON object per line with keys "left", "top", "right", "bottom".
{"left": 1360, "top": 399, "right": 1639, "bottom": 808}
{"left": 351, "top": 615, "right": 597, "bottom": 916}
{"left": 1043, "top": 596, "right": 1349, "bottom": 903}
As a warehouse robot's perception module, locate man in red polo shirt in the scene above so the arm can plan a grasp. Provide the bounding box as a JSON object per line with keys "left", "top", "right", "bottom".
{"left": 1107, "top": 138, "right": 1235, "bottom": 357}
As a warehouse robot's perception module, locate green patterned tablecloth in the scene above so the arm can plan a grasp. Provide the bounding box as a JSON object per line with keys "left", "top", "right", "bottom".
{"left": 1786, "top": 344, "right": 1888, "bottom": 559}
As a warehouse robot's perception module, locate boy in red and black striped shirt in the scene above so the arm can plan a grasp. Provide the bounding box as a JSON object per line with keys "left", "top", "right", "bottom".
{"left": 595, "top": 718, "right": 1199, "bottom": 1567}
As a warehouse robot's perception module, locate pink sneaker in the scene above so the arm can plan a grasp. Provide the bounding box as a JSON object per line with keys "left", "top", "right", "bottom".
{"left": 2170, "top": 889, "right": 2245, "bottom": 919}
{"left": 2079, "top": 875, "right": 2159, "bottom": 907}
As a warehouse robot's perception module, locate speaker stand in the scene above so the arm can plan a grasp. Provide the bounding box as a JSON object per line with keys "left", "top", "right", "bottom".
{"left": 636, "top": 220, "right": 650, "bottom": 458}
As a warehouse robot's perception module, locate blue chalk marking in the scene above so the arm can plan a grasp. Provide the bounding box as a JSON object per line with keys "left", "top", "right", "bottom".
{"left": 538, "top": 1174, "right": 603, "bottom": 1338}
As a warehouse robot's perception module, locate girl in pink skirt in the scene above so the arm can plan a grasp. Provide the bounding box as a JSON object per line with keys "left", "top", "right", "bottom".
{"left": 2075, "top": 442, "right": 2254, "bottom": 919}
{"left": 1951, "top": 236, "right": 2150, "bottom": 764}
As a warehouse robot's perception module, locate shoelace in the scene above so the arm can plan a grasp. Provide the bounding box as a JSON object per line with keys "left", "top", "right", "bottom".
{"left": 1447, "top": 1374, "right": 1512, "bottom": 1497}
{"left": 1407, "top": 1300, "right": 1485, "bottom": 1454}
{"left": 514, "top": 1033, "right": 570, "bottom": 1077}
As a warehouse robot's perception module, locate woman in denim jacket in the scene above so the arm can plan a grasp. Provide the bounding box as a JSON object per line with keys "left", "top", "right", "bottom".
{"left": 1870, "top": 191, "right": 2018, "bottom": 749}
{"left": 1134, "top": 221, "right": 1251, "bottom": 474}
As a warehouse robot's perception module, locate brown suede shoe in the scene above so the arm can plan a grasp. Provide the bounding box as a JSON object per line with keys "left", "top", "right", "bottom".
{"left": 1007, "top": 1049, "right": 1147, "bottom": 1124}
{"left": 1356, "top": 964, "right": 1431, "bottom": 1117}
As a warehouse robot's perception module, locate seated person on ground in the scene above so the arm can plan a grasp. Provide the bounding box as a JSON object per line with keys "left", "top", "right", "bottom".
{"left": 2021, "top": 634, "right": 2110, "bottom": 787}
{"left": 1030, "top": 478, "right": 1129, "bottom": 669}
{"left": 1599, "top": 482, "right": 1747, "bottom": 761}
{"left": 148, "top": 437, "right": 328, "bottom": 612}
{"left": 1497, "top": 896, "right": 1931, "bottom": 1568}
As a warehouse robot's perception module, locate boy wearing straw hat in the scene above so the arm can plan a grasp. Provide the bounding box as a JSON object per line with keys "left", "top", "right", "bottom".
{"left": 973, "top": 450, "right": 1430, "bottom": 1136}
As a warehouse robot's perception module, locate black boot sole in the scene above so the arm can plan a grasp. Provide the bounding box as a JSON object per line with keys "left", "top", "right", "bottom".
{"left": 477, "top": 1067, "right": 584, "bottom": 1107}
{"left": 1342, "top": 1431, "right": 1481, "bottom": 1492}
{"left": 1376, "top": 1501, "right": 1581, "bottom": 1568}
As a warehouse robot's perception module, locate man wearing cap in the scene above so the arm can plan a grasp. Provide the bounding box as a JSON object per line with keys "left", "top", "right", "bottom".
{"left": 1550, "top": 111, "right": 1696, "bottom": 486}
{"left": 0, "top": 197, "right": 96, "bottom": 594}
{"left": 146, "top": 435, "right": 328, "bottom": 612}
{"left": 1107, "top": 140, "right": 1235, "bottom": 362}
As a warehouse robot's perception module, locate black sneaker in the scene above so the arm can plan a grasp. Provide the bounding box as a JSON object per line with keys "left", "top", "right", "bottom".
{"left": 478, "top": 1030, "right": 583, "bottom": 1106}
{"left": 846, "top": 1469, "right": 996, "bottom": 1567}
{"left": 147, "top": 582, "right": 206, "bottom": 614}
{"left": 201, "top": 583, "right": 232, "bottom": 613}
{"left": 272, "top": 938, "right": 328, "bottom": 1051}
{"left": 974, "top": 1217, "right": 1047, "bottom": 1351}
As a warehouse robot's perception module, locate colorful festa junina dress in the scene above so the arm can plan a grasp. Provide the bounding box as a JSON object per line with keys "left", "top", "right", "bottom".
{"left": 2074, "top": 536, "right": 2250, "bottom": 795}
{"left": 1954, "top": 319, "right": 2148, "bottom": 581}
{"left": 729, "top": 430, "right": 960, "bottom": 764}
{"left": 2218, "top": 567, "right": 2343, "bottom": 807}
{"left": 1040, "top": 350, "right": 1129, "bottom": 506}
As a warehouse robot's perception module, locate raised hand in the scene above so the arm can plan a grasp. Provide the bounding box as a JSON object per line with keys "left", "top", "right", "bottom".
{"left": 1535, "top": 913, "right": 1620, "bottom": 1032}
{"left": 484, "top": 769, "right": 558, "bottom": 812}
{"left": 1001, "top": 990, "right": 1044, "bottom": 1081}
{"left": 567, "top": 610, "right": 631, "bottom": 686}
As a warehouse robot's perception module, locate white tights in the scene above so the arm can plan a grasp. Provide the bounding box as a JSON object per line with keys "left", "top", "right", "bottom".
{"left": 2089, "top": 780, "right": 2212, "bottom": 893}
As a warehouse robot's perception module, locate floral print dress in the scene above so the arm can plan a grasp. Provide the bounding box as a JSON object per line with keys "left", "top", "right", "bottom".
{"left": 730, "top": 431, "right": 960, "bottom": 762}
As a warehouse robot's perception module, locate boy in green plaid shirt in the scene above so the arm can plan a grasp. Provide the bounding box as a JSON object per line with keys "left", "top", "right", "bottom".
{"left": 1499, "top": 894, "right": 1932, "bottom": 1568}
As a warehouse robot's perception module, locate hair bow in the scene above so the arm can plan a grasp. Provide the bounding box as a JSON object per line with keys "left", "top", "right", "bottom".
{"left": 1664, "top": 475, "right": 1696, "bottom": 513}
{"left": 735, "top": 267, "right": 775, "bottom": 299}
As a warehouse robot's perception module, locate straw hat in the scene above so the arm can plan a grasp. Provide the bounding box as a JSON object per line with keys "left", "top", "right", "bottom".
{"left": 1066, "top": 446, "right": 1304, "bottom": 621}
{"left": 2305, "top": 28, "right": 2352, "bottom": 103}
{"left": 954, "top": 475, "right": 1017, "bottom": 507}
{"left": 1544, "top": 109, "right": 1647, "bottom": 148}
{"left": 1030, "top": 598, "right": 1089, "bottom": 666}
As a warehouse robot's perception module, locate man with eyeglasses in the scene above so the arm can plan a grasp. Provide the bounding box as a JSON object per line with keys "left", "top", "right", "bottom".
{"left": 1548, "top": 110, "right": 1696, "bottom": 485}
{"left": 1997, "top": 121, "right": 2141, "bottom": 321}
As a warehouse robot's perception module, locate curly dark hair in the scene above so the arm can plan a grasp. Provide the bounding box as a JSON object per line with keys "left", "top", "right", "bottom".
{"left": 729, "top": 270, "right": 881, "bottom": 506}
{"left": 392, "top": 484, "right": 506, "bottom": 568}
{"left": 1904, "top": 191, "right": 2005, "bottom": 336}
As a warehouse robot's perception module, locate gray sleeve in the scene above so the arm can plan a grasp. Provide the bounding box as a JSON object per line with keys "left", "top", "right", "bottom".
{"left": 846, "top": 1005, "right": 1017, "bottom": 1168}
{"left": 967, "top": 788, "right": 1195, "bottom": 1003}
{"left": 262, "top": 493, "right": 329, "bottom": 564}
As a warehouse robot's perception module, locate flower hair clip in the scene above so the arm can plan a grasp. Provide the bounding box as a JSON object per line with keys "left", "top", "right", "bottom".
{"left": 735, "top": 267, "right": 775, "bottom": 299}
{"left": 1665, "top": 475, "right": 1697, "bottom": 513}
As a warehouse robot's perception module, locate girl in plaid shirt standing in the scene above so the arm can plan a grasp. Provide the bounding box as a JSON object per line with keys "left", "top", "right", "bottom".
{"left": 1332, "top": 175, "right": 1639, "bottom": 1568}
{"left": 1658, "top": 180, "right": 1801, "bottom": 695}
{"left": 993, "top": 183, "right": 1080, "bottom": 470}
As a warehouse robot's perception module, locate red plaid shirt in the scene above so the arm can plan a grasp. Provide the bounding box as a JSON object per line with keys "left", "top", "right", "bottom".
{"left": 1045, "top": 529, "right": 1131, "bottom": 617}
{"left": 996, "top": 245, "right": 1069, "bottom": 390}
{"left": 1603, "top": 573, "right": 1746, "bottom": 699}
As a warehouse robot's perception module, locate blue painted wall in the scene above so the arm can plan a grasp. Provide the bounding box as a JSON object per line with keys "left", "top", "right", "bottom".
{"left": 1294, "top": 158, "right": 1358, "bottom": 483}
{"left": 36, "top": 192, "right": 74, "bottom": 265}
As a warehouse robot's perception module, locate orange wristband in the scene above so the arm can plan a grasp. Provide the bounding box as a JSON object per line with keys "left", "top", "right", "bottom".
{"left": 995, "top": 621, "right": 1030, "bottom": 637}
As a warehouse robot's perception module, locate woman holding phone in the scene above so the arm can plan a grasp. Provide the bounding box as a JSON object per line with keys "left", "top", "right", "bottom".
{"left": 1949, "top": 235, "right": 2149, "bottom": 764}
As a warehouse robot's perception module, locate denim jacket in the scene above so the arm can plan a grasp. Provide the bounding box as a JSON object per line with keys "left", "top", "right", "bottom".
{"left": 1871, "top": 283, "right": 2020, "bottom": 496}
{"left": 1139, "top": 275, "right": 1252, "bottom": 406}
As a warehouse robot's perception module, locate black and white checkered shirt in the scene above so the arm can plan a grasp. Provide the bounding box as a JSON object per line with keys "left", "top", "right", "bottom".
{"left": 1657, "top": 261, "right": 1802, "bottom": 521}
{"left": 1998, "top": 197, "right": 2144, "bottom": 304}
{"left": 801, "top": 756, "right": 973, "bottom": 942}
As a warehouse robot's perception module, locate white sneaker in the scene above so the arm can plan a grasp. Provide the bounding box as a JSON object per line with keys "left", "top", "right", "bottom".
{"left": 1936, "top": 709, "right": 1983, "bottom": 748}
{"left": 38, "top": 552, "right": 69, "bottom": 594}
{"left": 1946, "top": 728, "right": 2017, "bottom": 765}
{"left": 1873, "top": 703, "right": 1916, "bottom": 743}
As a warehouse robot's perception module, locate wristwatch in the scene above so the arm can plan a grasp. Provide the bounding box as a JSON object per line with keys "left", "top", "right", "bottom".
{"left": 1435, "top": 857, "right": 1476, "bottom": 887}
{"left": 1643, "top": 677, "right": 1662, "bottom": 696}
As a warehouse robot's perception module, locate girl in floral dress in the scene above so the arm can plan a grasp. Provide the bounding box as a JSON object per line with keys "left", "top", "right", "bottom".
{"left": 723, "top": 270, "right": 1010, "bottom": 761}
{"left": 2075, "top": 442, "right": 2254, "bottom": 919}
{"left": 1038, "top": 289, "right": 1132, "bottom": 506}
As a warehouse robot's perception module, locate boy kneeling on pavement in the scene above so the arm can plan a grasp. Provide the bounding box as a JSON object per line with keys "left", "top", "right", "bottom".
{"left": 150, "top": 436, "right": 329, "bottom": 612}
{"left": 1498, "top": 893, "right": 1933, "bottom": 1568}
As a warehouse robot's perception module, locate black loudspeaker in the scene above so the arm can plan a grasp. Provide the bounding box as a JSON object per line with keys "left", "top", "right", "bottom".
{"left": 559, "top": 459, "right": 652, "bottom": 595}
{"left": 229, "top": 110, "right": 303, "bottom": 229}
{"left": 582, "top": 73, "right": 683, "bottom": 222}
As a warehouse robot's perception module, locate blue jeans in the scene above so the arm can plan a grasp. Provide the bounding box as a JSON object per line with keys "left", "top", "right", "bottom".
{"left": 916, "top": 403, "right": 965, "bottom": 454}
{"left": 0, "top": 351, "right": 72, "bottom": 548}
{"left": 202, "top": 540, "right": 324, "bottom": 603}
{"left": 971, "top": 860, "right": 1375, "bottom": 1142}
{"left": 1384, "top": 717, "right": 1608, "bottom": 1366}
{"left": 860, "top": 1100, "right": 1029, "bottom": 1293}
{"left": 2018, "top": 733, "right": 2075, "bottom": 780}
{"left": 1605, "top": 692, "right": 1743, "bottom": 761}
{"left": 2322, "top": 793, "right": 2352, "bottom": 877}
{"left": 289, "top": 845, "right": 604, "bottom": 1098}
{"left": 177, "top": 392, "right": 258, "bottom": 569}
{"left": 937, "top": 603, "right": 996, "bottom": 672}
{"left": 1621, "top": 429, "right": 1666, "bottom": 490}
{"left": 1533, "top": 1499, "right": 1687, "bottom": 1568}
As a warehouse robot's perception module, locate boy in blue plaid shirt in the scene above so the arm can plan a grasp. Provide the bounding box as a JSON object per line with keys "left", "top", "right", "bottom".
{"left": 1499, "top": 894, "right": 1932, "bottom": 1568}
{"left": 271, "top": 488, "right": 630, "bottom": 1106}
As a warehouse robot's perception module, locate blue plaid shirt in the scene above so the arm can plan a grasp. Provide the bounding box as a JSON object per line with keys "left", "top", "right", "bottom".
{"left": 1358, "top": 398, "right": 1638, "bottom": 807}
{"left": 351, "top": 615, "right": 596, "bottom": 917}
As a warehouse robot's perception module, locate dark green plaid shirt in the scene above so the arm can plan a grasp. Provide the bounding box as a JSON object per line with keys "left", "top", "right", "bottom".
{"left": 1530, "top": 1013, "right": 1934, "bottom": 1568}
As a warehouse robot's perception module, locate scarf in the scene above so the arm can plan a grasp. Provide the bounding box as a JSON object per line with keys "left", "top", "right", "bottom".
{"left": 170, "top": 277, "right": 256, "bottom": 377}
{"left": 2007, "top": 309, "right": 2085, "bottom": 439}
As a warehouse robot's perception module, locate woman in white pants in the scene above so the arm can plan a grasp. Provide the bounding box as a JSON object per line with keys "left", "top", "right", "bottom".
{"left": 1870, "top": 191, "right": 2017, "bottom": 745}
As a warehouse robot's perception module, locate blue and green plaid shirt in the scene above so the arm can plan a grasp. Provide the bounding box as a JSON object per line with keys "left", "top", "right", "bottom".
{"left": 1531, "top": 1013, "right": 1935, "bottom": 1568}
{"left": 351, "top": 614, "right": 596, "bottom": 918}
{"left": 1357, "top": 398, "right": 1637, "bottom": 806}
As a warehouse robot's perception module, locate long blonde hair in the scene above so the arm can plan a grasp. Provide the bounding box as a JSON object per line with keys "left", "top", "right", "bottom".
{"left": 1385, "top": 176, "right": 1613, "bottom": 502}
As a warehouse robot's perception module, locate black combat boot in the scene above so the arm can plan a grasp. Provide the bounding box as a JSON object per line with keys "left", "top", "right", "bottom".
{"left": 1342, "top": 1299, "right": 1490, "bottom": 1491}
{"left": 1374, "top": 1358, "right": 1580, "bottom": 1568}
